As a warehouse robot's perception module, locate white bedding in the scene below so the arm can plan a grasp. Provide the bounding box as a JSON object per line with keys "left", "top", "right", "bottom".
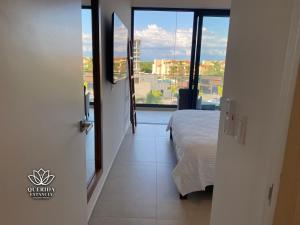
{"left": 167, "top": 110, "right": 220, "bottom": 195}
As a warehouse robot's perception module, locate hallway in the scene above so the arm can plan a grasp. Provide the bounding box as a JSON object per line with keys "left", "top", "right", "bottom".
{"left": 89, "top": 124, "right": 212, "bottom": 225}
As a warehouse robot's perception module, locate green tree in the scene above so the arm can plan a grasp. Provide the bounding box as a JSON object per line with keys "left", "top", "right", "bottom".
{"left": 145, "top": 90, "right": 162, "bottom": 104}
{"left": 170, "top": 86, "right": 177, "bottom": 95}
{"left": 136, "top": 97, "right": 145, "bottom": 103}
{"left": 218, "top": 85, "right": 223, "bottom": 96}
{"left": 140, "top": 61, "right": 153, "bottom": 73}
{"left": 201, "top": 61, "right": 224, "bottom": 76}
{"left": 212, "top": 61, "right": 224, "bottom": 76}
{"left": 83, "top": 57, "right": 93, "bottom": 72}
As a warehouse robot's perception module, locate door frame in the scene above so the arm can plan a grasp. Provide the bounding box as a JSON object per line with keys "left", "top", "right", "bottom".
{"left": 131, "top": 7, "right": 230, "bottom": 109}
{"left": 82, "top": 0, "right": 103, "bottom": 202}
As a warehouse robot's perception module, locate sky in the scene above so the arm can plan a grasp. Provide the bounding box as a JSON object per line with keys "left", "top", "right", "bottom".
{"left": 134, "top": 11, "right": 230, "bottom": 61}
{"left": 81, "top": 9, "right": 230, "bottom": 61}
{"left": 113, "top": 14, "right": 128, "bottom": 57}
{"left": 82, "top": 9, "right": 92, "bottom": 57}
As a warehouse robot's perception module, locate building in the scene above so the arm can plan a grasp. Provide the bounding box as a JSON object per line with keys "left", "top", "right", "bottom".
{"left": 199, "top": 75, "right": 223, "bottom": 95}
{"left": 152, "top": 59, "right": 225, "bottom": 77}
{"left": 152, "top": 59, "right": 190, "bottom": 76}
{"left": 133, "top": 39, "right": 141, "bottom": 74}
{"left": 200, "top": 60, "right": 226, "bottom": 75}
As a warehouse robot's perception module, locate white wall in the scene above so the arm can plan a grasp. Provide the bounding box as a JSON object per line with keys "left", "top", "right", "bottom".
{"left": 211, "top": 0, "right": 297, "bottom": 225}
{"left": 82, "top": 0, "right": 91, "bottom": 6}
{"left": 132, "top": 0, "right": 231, "bottom": 9}
{"left": 0, "top": 1, "right": 87, "bottom": 225}
{"left": 87, "top": 0, "right": 131, "bottom": 219}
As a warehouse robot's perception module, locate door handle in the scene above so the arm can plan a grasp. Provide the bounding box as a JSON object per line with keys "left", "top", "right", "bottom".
{"left": 80, "top": 119, "right": 93, "bottom": 134}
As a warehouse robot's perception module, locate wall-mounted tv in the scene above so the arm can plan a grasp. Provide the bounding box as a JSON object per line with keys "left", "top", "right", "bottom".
{"left": 110, "top": 12, "right": 128, "bottom": 84}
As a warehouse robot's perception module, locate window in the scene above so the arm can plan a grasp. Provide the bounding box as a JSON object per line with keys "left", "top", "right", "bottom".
{"left": 82, "top": 8, "right": 94, "bottom": 103}
{"left": 133, "top": 9, "right": 230, "bottom": 109}
{"left": 197, "top": 16, "right": 230, "bottom": 107}
{"left": 133, "top": 10, "right": 194, "bottom": 106}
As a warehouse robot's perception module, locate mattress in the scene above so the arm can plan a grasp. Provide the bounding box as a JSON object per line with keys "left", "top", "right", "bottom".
{"left": 167, "top": 110, "right": 220, "bottom": 195}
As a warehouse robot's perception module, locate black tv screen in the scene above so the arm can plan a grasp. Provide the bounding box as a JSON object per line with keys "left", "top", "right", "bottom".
{"left": 111, "top": 12, "right": 128, "bottom": 83}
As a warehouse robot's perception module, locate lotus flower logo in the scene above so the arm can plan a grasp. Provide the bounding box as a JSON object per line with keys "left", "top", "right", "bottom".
{"left": 28, "top": 168, "right": 55, "bottom": 186}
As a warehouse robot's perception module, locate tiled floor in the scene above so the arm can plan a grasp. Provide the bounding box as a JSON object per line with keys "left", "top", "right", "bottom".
{"left": 86, "top": 106, "right": 95, "bottom": 185}
{"left": 136, "top": 110, "right": 174, "bottom": 124}
{"left": 89, "top": 124, "right": 212, "bottom": 225}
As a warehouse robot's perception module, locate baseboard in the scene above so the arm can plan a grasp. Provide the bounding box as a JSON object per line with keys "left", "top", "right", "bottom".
{"left": 86, "top": 123, "right": 131, "bottom": 222}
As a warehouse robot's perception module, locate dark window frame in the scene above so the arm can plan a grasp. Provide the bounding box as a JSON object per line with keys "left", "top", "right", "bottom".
{"left": 191, "top": 9, "right": 230, "bottom": 108}
{"left": 82, "top": 1, "right": 103, "bottom": 202}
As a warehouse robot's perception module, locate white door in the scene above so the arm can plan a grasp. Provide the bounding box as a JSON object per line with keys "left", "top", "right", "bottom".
{"left": 0, "top": 1, "right": 87, "bottom": 225}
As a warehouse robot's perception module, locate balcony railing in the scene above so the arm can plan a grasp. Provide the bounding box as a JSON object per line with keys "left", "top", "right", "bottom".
{"left": 134, "top": 72, "right": 223, "bottom": 106}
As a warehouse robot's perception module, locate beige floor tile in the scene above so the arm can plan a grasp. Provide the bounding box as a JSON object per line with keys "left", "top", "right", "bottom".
{"left": 136, "top": 110, "right": 173, "bottom": 124}
{"left": 107, "top": 163, "right": 156, "bottom": 180}
{"left": 99, "top": 164, "right": 156, "bottom": 202}
{"left": 156, "top": 137, "right": 177, "bottom": 165}
{"left": 93, "top": 198, "right": 156, "bottom": 219}
{"left": 89, "top": 123, "right": 212, "bottom": 225}
{"left": 157, "top": 201, "right": 187, "bottom": 220}
{"left": 156, "top": 164, "right": 212, "bottom": 221}
{"left": 115, "top": 138, "right": 156, "bottom": 164}
{"left": 156, "top": 219, "right": 187, "bottom": 225}
{"left": 89, "top": 217, "right": 156, "bottom": 225}
{"left": 133, "top": 124, "right": 157, "bottom": 138}
{"left": 153, "top": 125, "right": 169, "bottom": 138}
{"left": 157, "top": 164, "right": 179, "bottom": 202}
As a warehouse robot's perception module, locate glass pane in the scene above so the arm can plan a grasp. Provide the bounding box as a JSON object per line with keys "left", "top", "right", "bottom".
{"left": 134, "top": 11, "right": 194, "bottom": 105}
{"left": 82, "top": 9, "right": 94, "bottom": 103}
{"left": 198, "top": 16, "right": 230, "bottom": 108}
{"left": 81, "top": 8, "right": 96, "bottom": 185}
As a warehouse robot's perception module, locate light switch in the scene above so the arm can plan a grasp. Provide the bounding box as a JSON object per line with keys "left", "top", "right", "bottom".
{"left": 235, "top": 116, "right": 247, "bottom": 145}
{"left": 224, "top": 98, "right": 236, "bottom": 136}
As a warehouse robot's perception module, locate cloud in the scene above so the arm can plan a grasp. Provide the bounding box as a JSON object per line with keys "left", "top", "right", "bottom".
{"left": 82, "top": 33, "right": 92, "bottom": 44}
{"left": 134, "top": 24, "right": 228, "bottom": 60}
{"left": 83, "top": 45, "right": 92, "bottom": 52}
{"left": 82, "top": 33, "right": 92, "bottom": 55}
{"left": 134, "top": 25, "right": 193, "bottom": 54}
{"left": 114, "top": 25, "right": 128, "bottom": 54}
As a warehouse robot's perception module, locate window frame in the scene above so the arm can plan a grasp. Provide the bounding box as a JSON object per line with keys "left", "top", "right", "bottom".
{"left": 131, "top": 7, "right": 230, "bottom": 109}
{"left": 81, "top": 2, "right": 103, "bottom": 202}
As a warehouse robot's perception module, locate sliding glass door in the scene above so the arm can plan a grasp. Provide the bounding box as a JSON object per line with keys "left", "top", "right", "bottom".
{"left": 133, "top": 10, "right": 194, "bottom": 106}
{"left": 191, "top": 12, "right": 230, "bottom": 109}
{"left": 132, "top": 8, "right": 230, "bottom": 108}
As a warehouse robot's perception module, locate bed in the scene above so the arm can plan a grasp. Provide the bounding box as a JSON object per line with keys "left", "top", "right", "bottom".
{"left": 167, "top": 110, "right": 220, "bottom": 196}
